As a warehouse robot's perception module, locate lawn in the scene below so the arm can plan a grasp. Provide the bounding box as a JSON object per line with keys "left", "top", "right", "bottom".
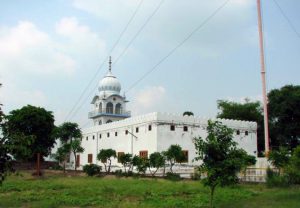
{"left": 0, "top": 171, "right": 299, "bottom": 208}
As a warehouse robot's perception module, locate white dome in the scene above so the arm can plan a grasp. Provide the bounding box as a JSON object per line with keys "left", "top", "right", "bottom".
{"left": 99, "top": 71, "right": 121, "bottom": 96}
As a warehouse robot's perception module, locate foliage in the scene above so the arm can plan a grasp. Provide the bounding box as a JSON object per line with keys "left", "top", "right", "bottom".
{"left": 3, "top": 105, "right": 55, "bottom": 161}
{"left": 268, "top": 147, "right": 290, "bottom": 174}
{"left": 165, "top": 172, "right": 181, "bottom": 181}
{"left": 164, "top": 145, "right": 185, "bottom": 173}
{"left": 83, "top": 164, "right": 102, "bottom": 176}
{"left": 132, "top": 155, "right": 148, "bottom": 175}
{"left": 217, "top": 99, "right": 264, "bottom": 155}
{"left": 54, "top": 122, "right": 82, "bottom": 143}
{"left": 149, "top": 152, "right": 165, "bottom": 177}
{"left": 119, "top": 153, "right": 133, "bottom": 173}
{"left": 51, "top": 143, "right": 71, "bottom": 173}
{"left": 70, "top": 139, "right": 84, "bottom": 171}
{"left": 97, "top": 149, "right": 116, "bottom": 174}
{"left": 194, "top": 120, "right": 256, "bottom": 208}
{"left": 114, "top": 169, "right": 123, "bottom": 178}
{"left": 183, "top": 111, "right": 194, "bottom": 116}
{"left": 268, "top": 85, "right": 300, "bottom": 149}
{"left": 285, "top": 146, "right": 300, "bottom": 184}
{"left": 266, "top": 168, "right": 290, "bottom": 187}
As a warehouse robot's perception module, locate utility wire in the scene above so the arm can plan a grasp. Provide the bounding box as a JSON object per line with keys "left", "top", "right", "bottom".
{"left": 114, "top": 0, "right": 165, "bottom": 66}
{"left": 272, "top": 0, "right": 300, "bottom": 38}
{"left": 125, "top": 0, "right": 231, "bottom": 94}
{"left": 64, "top": 0, "right": 144, "bottom": 122}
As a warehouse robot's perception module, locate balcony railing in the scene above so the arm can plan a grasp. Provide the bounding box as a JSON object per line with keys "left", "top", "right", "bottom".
{"left": 88, "top": 108, "right": 131, "bottom": 119}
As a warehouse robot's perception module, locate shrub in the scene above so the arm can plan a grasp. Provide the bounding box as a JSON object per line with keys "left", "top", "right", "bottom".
{"left": 114, "top": 169, "right": 123, "bottom": 178}
{"left": 82, "top": 164, "right": 101, "bottom": 176}
{"left": 266, "top": 168, "right": 289, "bottom": 187}
{"left": 165, "top": 172, "right": 181, "bottom": 181}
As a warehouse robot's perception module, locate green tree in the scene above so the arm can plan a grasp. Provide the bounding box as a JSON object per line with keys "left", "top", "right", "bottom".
{"left": 268, "top": 147, "right": 290, "bottom": 175}
{"left": 52, "top": 143, "right": 71, "bottom": 173}
{"left": 4, "top": 105, "right": 55, "bottom": 161}
{"left": 132, "top": 155, "right": 148, "bottom": 175}
{"left": 119, "top": 153, "right": 133, "bottom": 173}
{"left": 217, "top": 99, "right": 264, "bottom": 155}
{"left": 165, "top": 145, "right": 185, "bottom": 173}
{"left": 97, "top": 149, "right": 116, "bottom": 174}
{"left": 70, "top": 139, "right": 84, "bottom": 171}
{"left": 149, "top": 152, "right": 165, "bottom": 177}
{"left": 183, "top": 111, "right": 194, "bottom": 116}
{"left": 54, "top": 122, "right": 82, "bottom": 143}
{"left": 286, "top": 146, "right": 300, "bottom": 184}
{"left": 194, "top": 120, "right": 256, "bottom": 208}
{"left": 268, "top": 85, "right": 300, "bottom": 150}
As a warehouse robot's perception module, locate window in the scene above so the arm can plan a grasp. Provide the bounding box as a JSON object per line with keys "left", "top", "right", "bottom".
{"left": 107, "top": 132, "right": 110, "bottom": 138}
{"left": 245, "top": 131, "right": 249, "bottom": 136}
{"left": 139, "top": 151, "right": 148, "bottom": 159}
{"left": 93, "top": 135, "right": 95, "bottom": 140}
{"left": 125, "top": 130, "right": 128, "bottom": 135}
{"left": 106, "top": 102, "right": 113, "bottom": 114}
{"left": 117, "top": 152, "right": 124, "bottom": 163}
{"left": 88, "top": 154, "right": 93, "bottom": 163}
{"left": 170, "top": 125, "right": 175, "bottom": 131}
{"left": 115, "top": 132, "right": 118, "bottom": 137}
{"left": 99, "top": 120, "right": 102, "bottom": 125}
{"left": 115, "top": 103, "right": 122, "bottom": 114}
{"left": 86, "top": 136, "right": 88, "bottom": 141}
{"left": 148, "top": 125, "right": 152, "bottom": 131}
{"left": 182, "top": 150, "right": 188, "bottom": 163}
{"left": 99, "top": 134, "right": 102, "bottom": 139}
{"left": 236, "top": 130, "right": 240, "bottom": 135}
{"left": 183, "top": 126, "right": 188, "bottom": 132}
{"left": 136, "top": 127, "right": 139, "bottom": 133}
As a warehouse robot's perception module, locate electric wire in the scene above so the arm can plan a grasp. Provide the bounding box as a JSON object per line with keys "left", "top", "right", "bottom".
{"left": 124, "top": 0, "right": 231, "bottom": 94}
{"left": 272, "top": 0, "right": 300, "bottom": 38}
{"left": 64, "top": 0, "right": 144, "bottom": 122}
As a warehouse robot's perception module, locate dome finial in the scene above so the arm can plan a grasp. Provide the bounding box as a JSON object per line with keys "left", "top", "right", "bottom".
{"left": 109, "top": 56, "right": 112, "bottom": 72}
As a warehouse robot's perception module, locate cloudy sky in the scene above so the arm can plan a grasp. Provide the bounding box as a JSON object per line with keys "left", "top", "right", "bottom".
{"left": 0, "top": 0, "right": 299, "bottom": 127}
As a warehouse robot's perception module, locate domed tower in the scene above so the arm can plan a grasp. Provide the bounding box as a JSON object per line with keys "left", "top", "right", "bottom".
{"left": 89, "top": 57, "right": 130, "bottom": 125}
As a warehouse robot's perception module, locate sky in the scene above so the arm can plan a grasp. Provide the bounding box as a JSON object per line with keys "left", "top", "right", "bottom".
{"left": 0, "top": 0, "right": 299, "bottom": 128}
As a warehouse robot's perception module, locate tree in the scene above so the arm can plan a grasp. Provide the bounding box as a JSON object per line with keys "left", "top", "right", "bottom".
{"left": 268, "top": 147, "right": 290, "bottom": 175}
{"left": 52, "top": 143, "right": 71, "bottom": 173}
{"left": 70, "top": 139, "right": 84, "bottom": 171}
{"left": 132, "top": 155, "right": 148, "bottom": 175}
{"left": 268, "top": 85, "right": 300, "bottom": 150}
{"left": 217, "top": 99, "right": 264, "bottom": 155}
{"left": 54, "top": 122, "right": 81, "bottom": 143}
{"left": 165, "top": 144, "right": 185, "bottom": 173}
{"left": 97, "top": 149, "right": 116, "bottom": 174}
{"left": 183, "top": 111, "right": 194, "bottom": 116}
{"left": 286, "top": 146, "right": 300, "bottom": 184}
{"left": 4, "top": 105, "right": 55, "bottom": 161}
{"left": 149, "top": 152, "right": 165, "bottom": 177}
{"left": 119, "top": 153, "right": 133, "bottom": 173}
{"left": 194, "top": 120, "right": 256, "bottom": 208}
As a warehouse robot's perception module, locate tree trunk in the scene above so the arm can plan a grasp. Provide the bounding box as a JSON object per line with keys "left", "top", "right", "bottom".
{"left": 63, "top": 161, "right": 66, "bottom": 174}
{"left": 36, "top": 153, "right": 41, "bottom": 176}
{"left": 210, "top": 185, "right": 216, "bottom": 208}
{"left": 74, "top": 152, "right": 77, "bottom": 171}
{"left": 108, "top": 159, "right": 111, "bottom": 173}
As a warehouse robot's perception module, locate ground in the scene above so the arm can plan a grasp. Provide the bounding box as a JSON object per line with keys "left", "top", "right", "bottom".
{"left": 0, "top": 170, "right": 299, "bottom": 208}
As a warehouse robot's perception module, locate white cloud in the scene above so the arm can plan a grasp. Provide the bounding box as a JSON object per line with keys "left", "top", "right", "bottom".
{"left": 0, "top": 21, "right": 76, "bottom": 76}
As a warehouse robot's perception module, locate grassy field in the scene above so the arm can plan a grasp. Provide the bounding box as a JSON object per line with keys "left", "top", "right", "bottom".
{"left": 0, "top": 171, "right": 299, "bottom": 208}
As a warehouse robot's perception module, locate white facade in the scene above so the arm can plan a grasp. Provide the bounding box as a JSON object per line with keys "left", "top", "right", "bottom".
{"left": 67, "top": 58, "right": 258, "bottom": 171}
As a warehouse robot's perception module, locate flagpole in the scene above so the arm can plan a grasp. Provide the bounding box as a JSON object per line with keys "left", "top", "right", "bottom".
{"left": 257, "top": 0, "right": 270, "bottom": 155}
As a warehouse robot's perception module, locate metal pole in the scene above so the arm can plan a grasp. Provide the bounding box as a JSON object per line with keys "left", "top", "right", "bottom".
{"left": 257, "top": 0, "right": 270, "bottom": 154}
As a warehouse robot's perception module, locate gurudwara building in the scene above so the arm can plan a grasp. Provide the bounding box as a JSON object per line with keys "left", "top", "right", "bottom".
{"left": 68, "top": 58, "right": 258, "bottom": 173}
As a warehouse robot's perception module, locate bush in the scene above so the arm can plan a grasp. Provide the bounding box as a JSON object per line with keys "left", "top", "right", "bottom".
{"left": 49, "top": 164, "right": 63, "bottom": 170}
{"left": 114, "top": 169, "right": 123, "bottom": 178}
{"left": 191, "top": 172, "right": 201, "bottom": 181}
{"left": 266, "top": 168, "right": 289, "bottom": 187}
{"left": 82, "top": 164, "right": 101, "bottom": 176}
{"left": 165, "top": 172, "right": 181, "bottom": 181}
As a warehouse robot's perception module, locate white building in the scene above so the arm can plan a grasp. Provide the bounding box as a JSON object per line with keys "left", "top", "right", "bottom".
{"left": 70, "top": 58, "right": 258, "bottom": 171}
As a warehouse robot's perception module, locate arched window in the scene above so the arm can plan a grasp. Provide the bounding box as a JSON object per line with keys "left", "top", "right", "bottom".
{"left": 115, "top": 103, "right": 122, "bottom": 114}
{"left": 106, "top": 102, "right": 113, "bottom": 114}
{"left": 99, "top": 102, "right": 102, "bottom": 113}
{"left": 98, "top": 120, "right": 102, "bottom": 125}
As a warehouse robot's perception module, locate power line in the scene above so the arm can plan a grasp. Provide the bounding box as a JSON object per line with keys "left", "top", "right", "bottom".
{"left": 125, "top": 0, "right": 231, "bottom": 94}
{"left": 64, "top": 0, "right": 144, "bottom": 122}
{"left": 272, "top": 0, "right": 300, "bottom": 38}
{"left": 113, "top": 0, "right": 165, "bottom": 66}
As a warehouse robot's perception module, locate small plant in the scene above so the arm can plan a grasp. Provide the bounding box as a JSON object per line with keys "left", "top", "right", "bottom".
{"left": 266, "top": 168, "right": 289, "bottom": 187}
{"left": 165, "top": 172, "right": 181, "bottom": 181}
{"left": 114, "top": 169, "right": 123, "bottom": 178}
{"left": 83, "top": 164, "right": 101, "bottom": 176}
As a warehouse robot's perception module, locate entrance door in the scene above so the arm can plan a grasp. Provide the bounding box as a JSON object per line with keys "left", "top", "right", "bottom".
{"left": 76, "top": 155, "right": 80, "bottom": 167}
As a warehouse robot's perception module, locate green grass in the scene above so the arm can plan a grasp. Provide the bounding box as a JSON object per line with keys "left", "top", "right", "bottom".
{"left": 0, "top": 171, "right": 299, "bottom": 208}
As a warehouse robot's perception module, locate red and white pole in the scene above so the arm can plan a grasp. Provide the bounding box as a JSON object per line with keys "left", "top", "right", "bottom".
{"left": 257, "top": 0, "right": 270, "bottom": 155}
